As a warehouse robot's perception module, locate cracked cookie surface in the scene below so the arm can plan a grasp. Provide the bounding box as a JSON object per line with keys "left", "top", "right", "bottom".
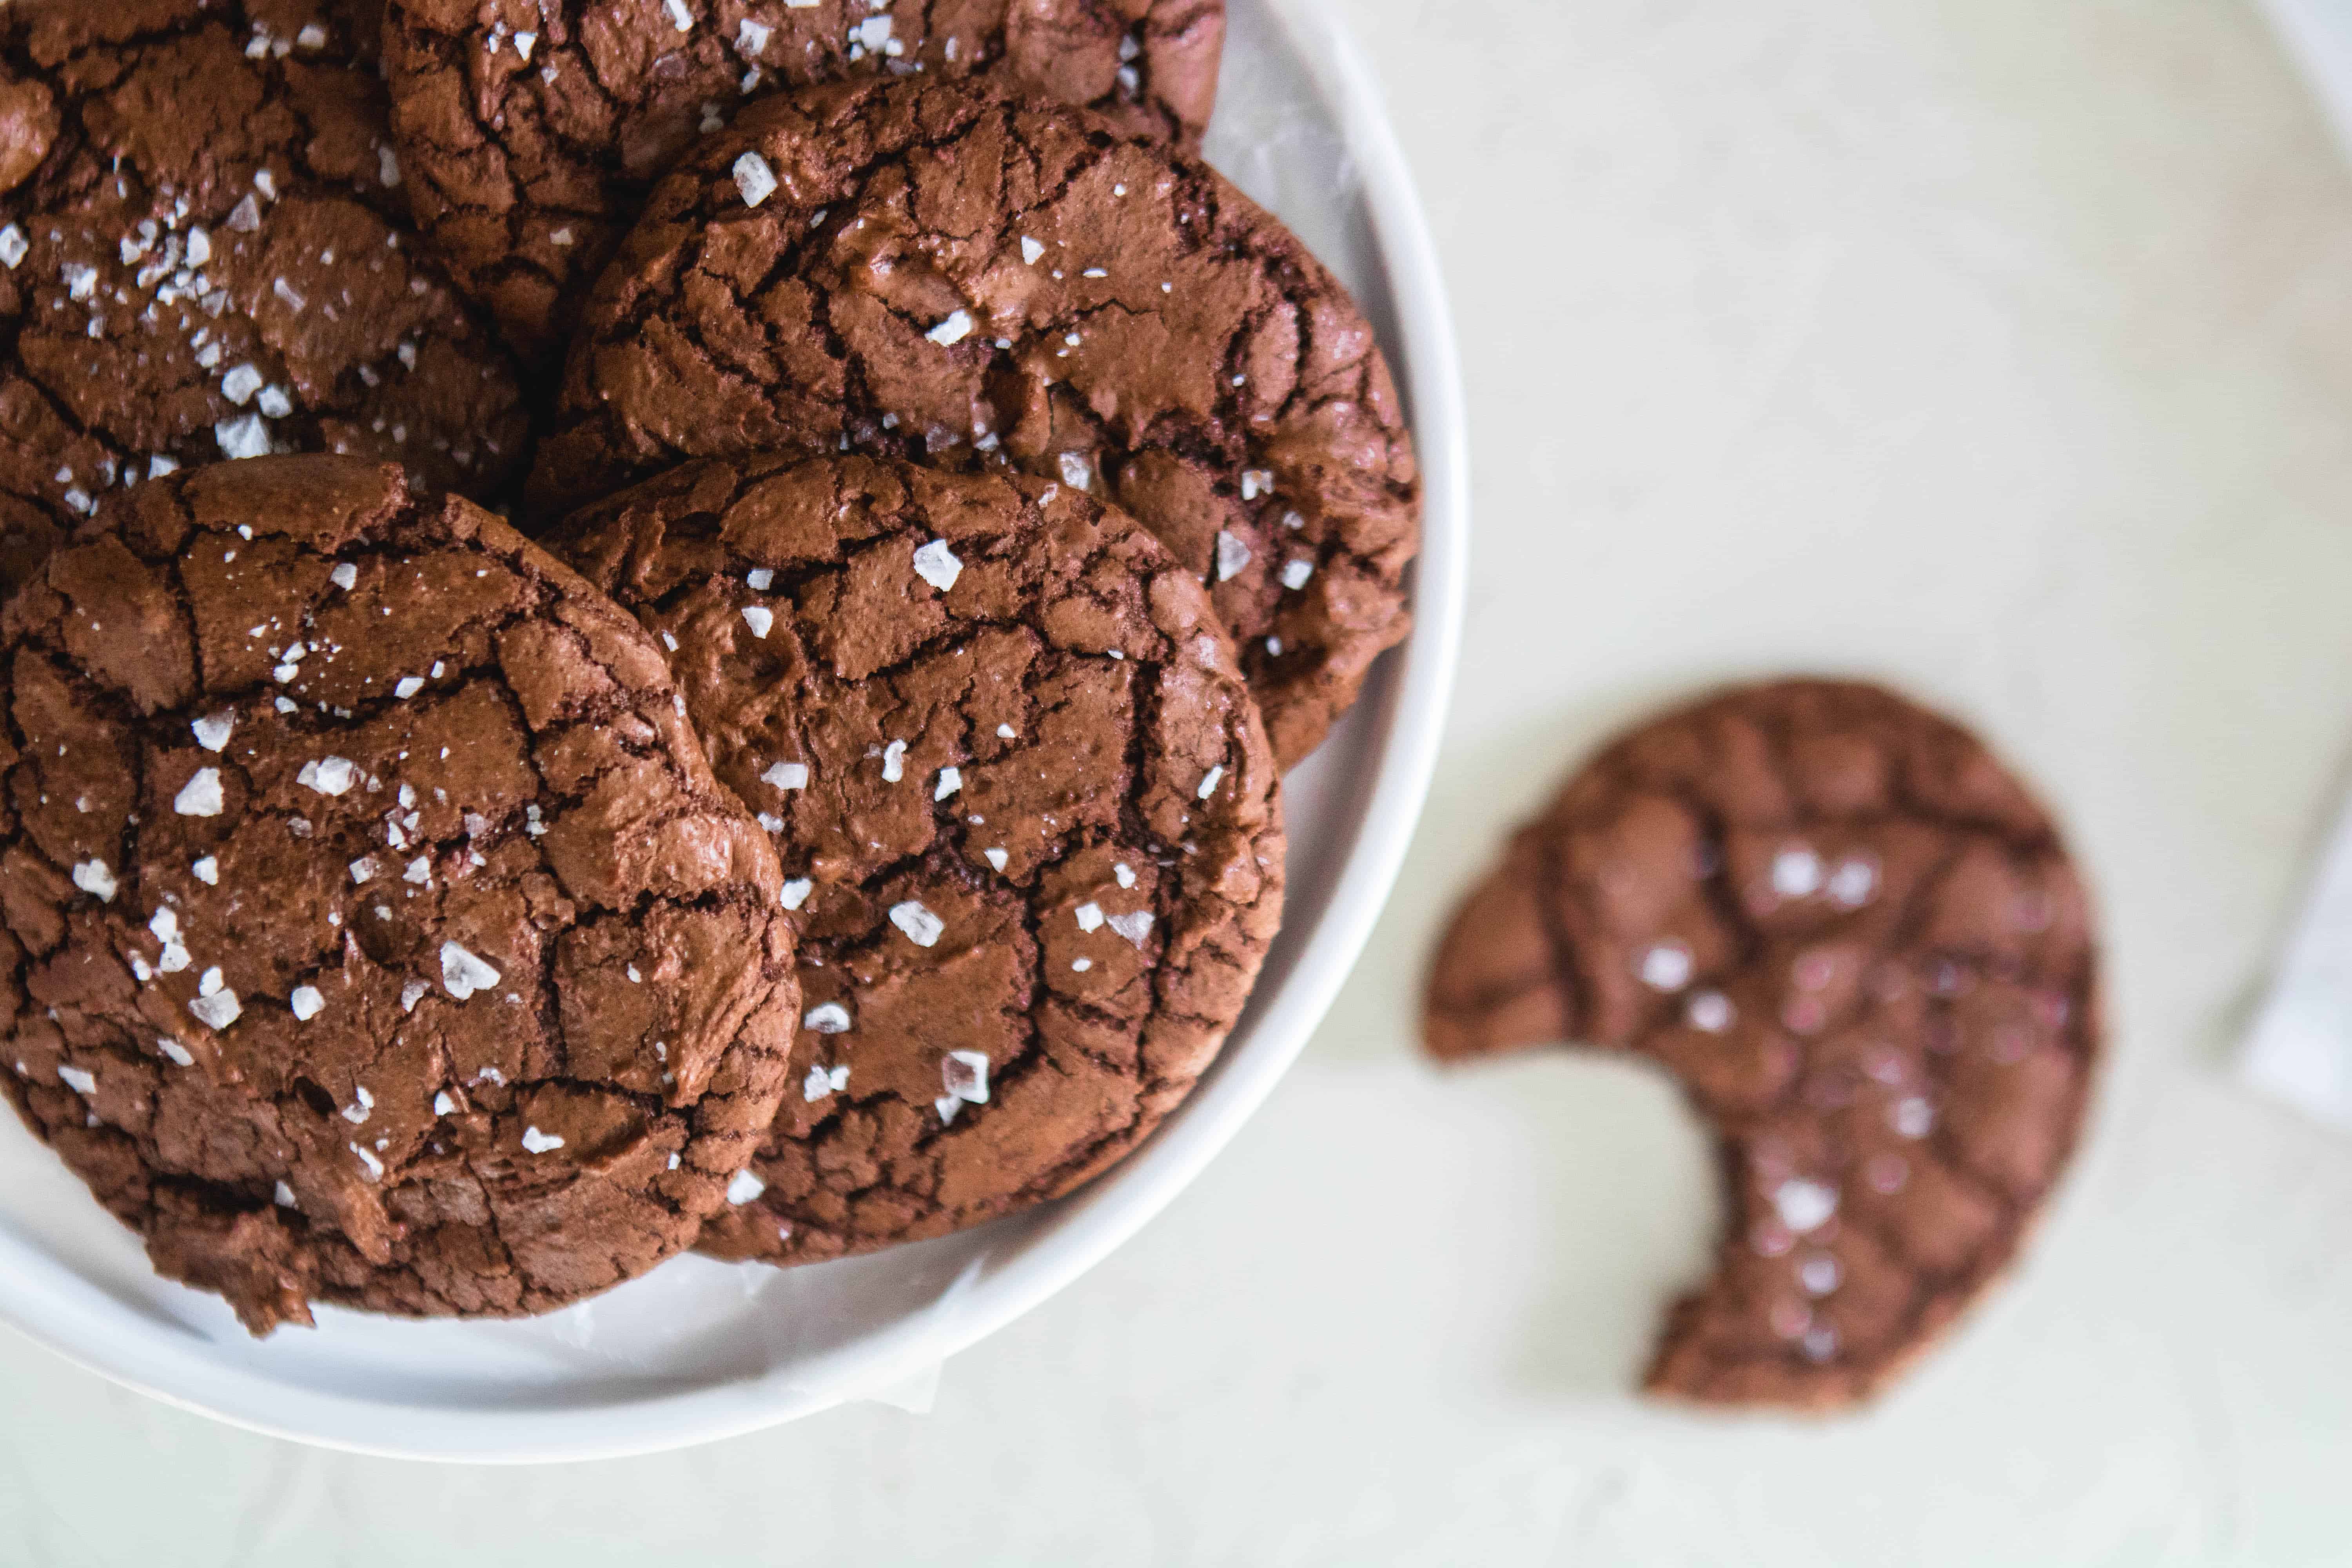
{"left": 553, "top": 451, "right": 1281, "bottom": 1264}
{"left": 0, "top": 455, "right": 797, "bottom": 1334}
{"left": 383, "top": 0, "right": 1224, "bottom": 365}
{"left": 1424, "top": 680, "right": 2100, "bottom": 1410}
{"left": 530, "top": 76, "right": 1417, "bottom": 768}
{"left": 0, "top": 0, "right": 530, "bottom": 604}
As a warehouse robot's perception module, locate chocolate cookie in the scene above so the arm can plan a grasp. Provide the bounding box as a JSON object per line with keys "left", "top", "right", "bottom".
{"left": 551, "top": 451, "right": 1282, "bottom": 1264}
{"left": 1424, "top": 681, "right": 2100, "bottom": 1410}
{"left": 0, "top": 0, "right": 530, "bottom": 603}
{"left": 529, "top": 77, "right": 1417, "bottom": 768}
{"left": 0, "top": 456, "right": 798, "bottom": 1334}
{"left": 382, "top": 0, "right": 1224, "bottom": 364}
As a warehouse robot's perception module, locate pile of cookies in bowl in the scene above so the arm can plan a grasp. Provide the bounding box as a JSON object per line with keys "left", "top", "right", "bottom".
{"left": 0, "top": 0, "right": 1419, "bottom": 1335}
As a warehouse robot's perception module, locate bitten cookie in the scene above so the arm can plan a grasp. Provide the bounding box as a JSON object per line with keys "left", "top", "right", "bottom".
{"left": 0, "top": 0, "right": 529, "bottom": 602}
{"left": 0, "top": 456, "right": 798, "bottom": 1334}
{"left": 552, "top": 452, "right": 1283, "bottom": 1264}
{"left": 529, "top": 77, "right": 1418, "bottom": 768}
{"left": 1424, "top": 680, "right": 2100, "bottom": 1410}
{"left": 383, "top": 0, "right": 1225, "bottom": 364}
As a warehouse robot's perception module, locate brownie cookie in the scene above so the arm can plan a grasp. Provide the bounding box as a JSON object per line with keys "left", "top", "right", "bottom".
{"left": 0, "top": 456, "right": 798, "bottom": 1334}
{"left": 552, "top": 451, "right": 1282, "bottom": 1264}
{"left": 382, "top": 0, "right": 1224, "bottom": 365}
{"left": 529, "top": 77, "right": 1417, "bottom": 768}
{"left": 0, "top": 0, "right": 529, "bottom": 603}
{"left": 1424, "top": 681, "right": 2100, "bottom": 1410}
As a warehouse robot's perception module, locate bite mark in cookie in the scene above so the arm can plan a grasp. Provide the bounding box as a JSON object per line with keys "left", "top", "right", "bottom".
{"left": 1425, "top": 680, "right": 2100, "bottom": 1410}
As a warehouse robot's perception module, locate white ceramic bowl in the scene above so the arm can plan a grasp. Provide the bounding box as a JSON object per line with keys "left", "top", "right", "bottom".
{"left": 0, "top": 0, "right": 1467, "bottom": 1462}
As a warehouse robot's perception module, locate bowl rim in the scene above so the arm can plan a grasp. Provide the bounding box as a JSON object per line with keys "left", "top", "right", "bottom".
{"left": 0, "top": 0, "right": 1468, "bottom": 1463}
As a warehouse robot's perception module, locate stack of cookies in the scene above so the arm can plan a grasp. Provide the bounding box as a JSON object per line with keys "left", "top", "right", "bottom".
{"left": 0, "top": 1, "right": 1419, "bottom": 1332}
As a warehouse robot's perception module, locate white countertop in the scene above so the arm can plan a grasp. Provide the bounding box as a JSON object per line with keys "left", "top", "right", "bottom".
{"left": 8, "top": 0, "right": 2352, "bottom": 1560}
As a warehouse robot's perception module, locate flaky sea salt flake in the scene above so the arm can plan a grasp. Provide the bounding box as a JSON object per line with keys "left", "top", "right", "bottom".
{"left": 912, "top": 538, "right": 962, "bottom": 591}
{"left": 733, "top": 151, "right": 778, "bottom": 207}
{"left": 1216, "top": 530, "right": 1251, "bottom": 582}
{"left": 1828, "top": 856, "right": 1878, "bottom": 907}
{"left": 216, "top": 414, "right": 271, "bottom": 460}
{"left": 1771, "top": 847, "right": 1823, "bottom": 899}
{"left": 1640, "top": 942, "right": 1692, "bottom": 991}
{"left": 1686, "top": 990, "right": 1733, "bottom": 1032}
{"left": 174, "top": 767, "right": 225, "bottom": 816}
{"left": 188, "top": 985, "right": 241, "bottom": 1031}
{"left": 1772, "top": 1179, "right": 1838, "bottom": 1234}
{"left": 305, "top": 756, "right": 357, "bottom": 796}
{"left": 440, "top": 940, "right": 502, "bottom": 1000}
{"left": 889, "top": 900, "right": 944, "bottom": 947}
{"left": 942, "top": 1049, "right": 989, "bottom": 1104}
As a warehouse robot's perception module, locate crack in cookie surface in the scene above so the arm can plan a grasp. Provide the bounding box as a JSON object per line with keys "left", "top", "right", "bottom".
{"left": 381, "top": 0, "right": 1224, "bottom": 363}
{"left": 530, "top": 76, "right": 1416, "bottom": 768}
{"left": 0, "top": 455, "right": 796, "bottom": 1334}
{"left": 552, "top": 451, "right": 1283, "bottom": 1263}
{"left": 0, "top": 0, "right": 530, "bottom": 603}
{"left": 1424, "top": 680, "right": 2101, "bottom": 1410}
